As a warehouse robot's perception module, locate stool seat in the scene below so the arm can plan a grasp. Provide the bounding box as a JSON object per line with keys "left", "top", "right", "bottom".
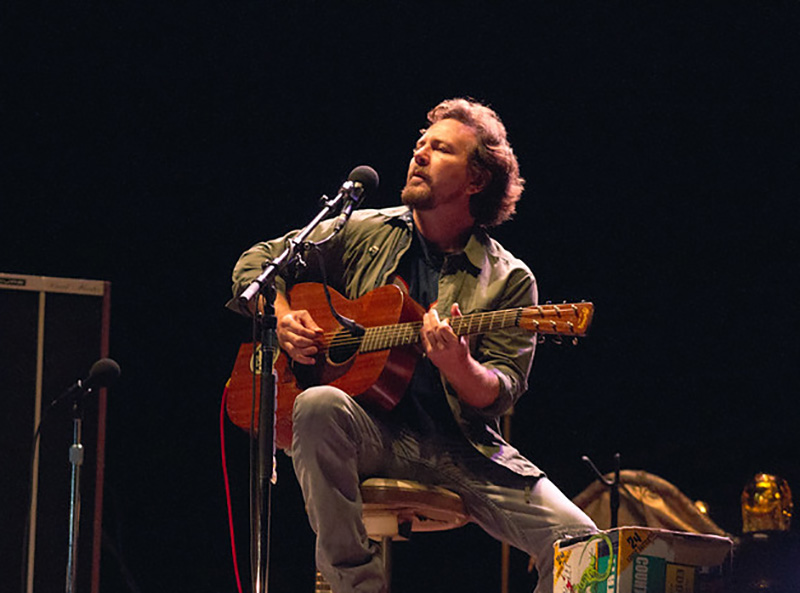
{"left": 314, "top": 478, "right": 469, "bottom": 593}
{"left": 360, "top": 478, "right": 469, "bottom": 540}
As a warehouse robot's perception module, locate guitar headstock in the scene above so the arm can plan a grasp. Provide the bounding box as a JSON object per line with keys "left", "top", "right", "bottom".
{"left": 518, "top": 302, "right": 594, "bottom": 340}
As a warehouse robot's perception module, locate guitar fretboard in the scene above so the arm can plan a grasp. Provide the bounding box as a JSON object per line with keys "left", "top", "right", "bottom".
{"left": 359, "top": 308, "right": 523, "bottom": 353}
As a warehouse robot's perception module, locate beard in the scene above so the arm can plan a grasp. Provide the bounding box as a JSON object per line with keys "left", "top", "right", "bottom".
{"left": 400, "top": 183, "right": 435, "bottom": 211}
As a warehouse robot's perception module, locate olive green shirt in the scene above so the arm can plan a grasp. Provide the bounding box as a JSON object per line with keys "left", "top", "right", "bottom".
{"left": 229, "top": 205, "right": 542, "bottom": 476}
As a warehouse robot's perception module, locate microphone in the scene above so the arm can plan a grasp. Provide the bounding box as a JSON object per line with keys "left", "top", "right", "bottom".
{"left": 83, "top": 358, "right": 121, "bottom": 391}
{"left": 55, "top": 358, "right": 121, "bottom": 405}
{"left": 333, "top": 165, "right": 379, "bottom": 232}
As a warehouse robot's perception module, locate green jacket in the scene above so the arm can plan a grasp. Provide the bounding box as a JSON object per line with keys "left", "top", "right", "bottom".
{"left": 230, "top": 206, "right": 542, "bottom": 476}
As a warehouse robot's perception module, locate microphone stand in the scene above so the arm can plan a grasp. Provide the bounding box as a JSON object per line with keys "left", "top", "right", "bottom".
{"left": 65, "top": 393, "right": 86, "bottom": 593}
{"left": 581, "top": 452, "right": 621, "bottom": 529}
{"left": 238, "top": 190, "right": 356, "bottom": 593}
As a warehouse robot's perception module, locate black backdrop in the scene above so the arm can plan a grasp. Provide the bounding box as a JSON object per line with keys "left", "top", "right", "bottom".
{"left": 3, "top": 3, "right": 799, "bottom": 592}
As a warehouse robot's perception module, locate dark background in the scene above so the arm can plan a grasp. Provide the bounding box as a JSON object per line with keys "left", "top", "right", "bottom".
{"left": 3, "top": 2, "right": 798, "bottom": 592}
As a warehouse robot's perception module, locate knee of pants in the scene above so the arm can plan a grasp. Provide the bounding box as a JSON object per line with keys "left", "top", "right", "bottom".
{"left": 293, "top": 385, "right": 354, "bottom": 441}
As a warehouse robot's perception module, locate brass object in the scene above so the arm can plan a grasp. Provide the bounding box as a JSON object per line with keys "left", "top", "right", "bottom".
{"left": 741, "top": 473, "right": 792, "bottom": 533}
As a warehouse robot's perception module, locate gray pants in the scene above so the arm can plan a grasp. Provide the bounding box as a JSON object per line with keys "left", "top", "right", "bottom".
{"left": 291, "top": 386, "right": 597, "bottom": 593}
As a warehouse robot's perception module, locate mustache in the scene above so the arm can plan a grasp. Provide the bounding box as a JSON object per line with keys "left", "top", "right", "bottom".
{"left": 409, "top": 168, "right": 430, "bottom": 181}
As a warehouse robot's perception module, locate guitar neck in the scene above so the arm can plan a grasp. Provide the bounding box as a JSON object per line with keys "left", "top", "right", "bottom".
{"left": 360, "top": 308, "right": 521, "bottom": 353}
{"left": 357, "top": 302, "right": 592, "bottom": 353}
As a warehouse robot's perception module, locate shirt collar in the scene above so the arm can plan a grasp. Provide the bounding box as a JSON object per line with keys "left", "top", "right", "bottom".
{"left": 459, "top": 232, "right": 487, "bottom": 276}
{"left": 394, "top": 206, "right": 487, "bottom": 276}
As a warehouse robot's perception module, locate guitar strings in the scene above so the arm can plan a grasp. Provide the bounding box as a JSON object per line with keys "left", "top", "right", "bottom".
{"left": 311, "top": 303, "right": 585, "bottom": 354}
{"left": 316, "top": 308, "right": 527, "bottom": 353}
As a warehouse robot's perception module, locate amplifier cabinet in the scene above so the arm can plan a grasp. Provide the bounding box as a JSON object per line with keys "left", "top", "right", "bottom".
{"left": 1, "top": 272, "right": 110, "bottom": 593}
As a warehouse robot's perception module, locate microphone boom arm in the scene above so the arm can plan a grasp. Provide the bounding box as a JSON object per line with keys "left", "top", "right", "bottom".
{"left": 237, "top": 190, "right": 351, "bottom": 312}
{"left": 237, "top": 165, "right": 377, "bottom": 312}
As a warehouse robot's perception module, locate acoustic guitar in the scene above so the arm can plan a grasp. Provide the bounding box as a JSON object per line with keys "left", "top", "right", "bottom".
{"left": 225, "top": 282, "right": 594, "bottom": 449}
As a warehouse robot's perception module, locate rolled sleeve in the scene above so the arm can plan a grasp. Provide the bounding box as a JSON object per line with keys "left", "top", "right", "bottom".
{"left": 451, "top": 263, "right": 538, "bottom": 419}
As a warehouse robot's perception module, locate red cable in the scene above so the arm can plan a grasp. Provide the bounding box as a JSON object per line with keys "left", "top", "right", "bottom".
{"left": 220, "top": 381, "right": 244, "bottom": 593}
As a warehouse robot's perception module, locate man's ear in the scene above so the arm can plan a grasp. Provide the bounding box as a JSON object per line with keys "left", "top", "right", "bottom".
{"left": 469, "top": 168, "right": 490, "bottom": 195}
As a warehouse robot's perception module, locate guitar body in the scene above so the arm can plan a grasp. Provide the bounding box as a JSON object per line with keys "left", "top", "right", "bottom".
{"left": 225, "top": 283, "right": 425, "bottom": 449}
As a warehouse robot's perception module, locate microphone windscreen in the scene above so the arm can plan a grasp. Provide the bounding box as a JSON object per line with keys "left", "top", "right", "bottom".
{"left": 348, "top": 165, "right": 379, "bottom": 194}
{"left": 86, "top": 358, "right": 121, "bottom": 389}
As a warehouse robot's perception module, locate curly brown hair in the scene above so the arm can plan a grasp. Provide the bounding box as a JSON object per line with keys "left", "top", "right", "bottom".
{"left": 427, "top": 98, "right": 525, "bottom": 227}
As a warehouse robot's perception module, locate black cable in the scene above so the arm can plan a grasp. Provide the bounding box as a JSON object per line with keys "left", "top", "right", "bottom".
{"left": 305, "top": 243, "right": 365, "bottom": 337}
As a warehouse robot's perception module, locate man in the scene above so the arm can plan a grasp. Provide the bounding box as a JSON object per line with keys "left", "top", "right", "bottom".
{"left": 230, "top": 98, "right": 597, "bottom": 592}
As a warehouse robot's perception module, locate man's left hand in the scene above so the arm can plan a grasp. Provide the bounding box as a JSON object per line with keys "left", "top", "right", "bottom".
{"left": 420, "top": 303, "right": 469, "bottom": 375}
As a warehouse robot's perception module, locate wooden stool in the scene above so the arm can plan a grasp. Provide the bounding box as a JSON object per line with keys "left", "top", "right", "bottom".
{"left": 315, "top": 478, "right": 469, "bottom": 593}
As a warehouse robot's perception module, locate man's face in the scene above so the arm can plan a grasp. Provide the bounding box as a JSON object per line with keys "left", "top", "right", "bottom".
{"left": 401, "top": 118, "right": 482, "bottom": 212}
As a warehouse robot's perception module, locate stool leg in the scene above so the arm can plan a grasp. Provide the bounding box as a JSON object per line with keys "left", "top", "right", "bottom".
{"left": 379, "top": 536, "right": 393, "bottom": 593}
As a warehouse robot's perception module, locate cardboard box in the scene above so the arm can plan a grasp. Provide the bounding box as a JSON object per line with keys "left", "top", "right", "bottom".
{"left": 554, "top": 527, "right": 732, "bottom": 593}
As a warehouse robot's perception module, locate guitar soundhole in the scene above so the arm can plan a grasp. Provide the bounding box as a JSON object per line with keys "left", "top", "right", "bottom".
{"left": 328, "top": 329, "right": 361, "bottom": 364}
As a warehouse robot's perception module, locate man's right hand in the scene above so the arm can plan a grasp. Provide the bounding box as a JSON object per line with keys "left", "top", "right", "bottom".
{"left": 274, "top": 289, "right": 324, "bottom": 365}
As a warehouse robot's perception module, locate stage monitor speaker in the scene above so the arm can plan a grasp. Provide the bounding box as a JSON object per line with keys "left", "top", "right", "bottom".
{"left": 0, "top": 272, "right": 111, "bottom": 593}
